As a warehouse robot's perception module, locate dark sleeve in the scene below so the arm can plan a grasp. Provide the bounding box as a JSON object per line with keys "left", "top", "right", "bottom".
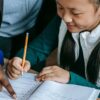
{"left": 16, "top": 15, "right": 61, "bottom": 71}
{"left": 0, "top": 0, "right": 3, "bottom": 26}
{"left": 68, "top": 72, "right": 100, "bottom": 97}
{"left": 69, "top": 72, "right": 99, "bottom": 88}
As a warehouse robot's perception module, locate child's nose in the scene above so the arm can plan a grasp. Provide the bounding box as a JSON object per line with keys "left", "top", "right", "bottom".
{"left": 63, "top": 13, "right": 72, "bottom": 23}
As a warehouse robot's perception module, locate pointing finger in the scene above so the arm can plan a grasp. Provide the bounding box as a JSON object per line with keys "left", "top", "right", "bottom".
{"left": 1, "top": 79, "right": 17, "bottom": 99}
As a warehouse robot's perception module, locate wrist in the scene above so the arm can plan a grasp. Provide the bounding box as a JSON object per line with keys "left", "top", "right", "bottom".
{"left": 66, "top": 71, "right": 71, "bottom": 84}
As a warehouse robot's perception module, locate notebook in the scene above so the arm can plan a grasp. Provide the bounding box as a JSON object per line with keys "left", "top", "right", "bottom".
{"left": 0, "top": 73, "right": 99, "bottom": 100}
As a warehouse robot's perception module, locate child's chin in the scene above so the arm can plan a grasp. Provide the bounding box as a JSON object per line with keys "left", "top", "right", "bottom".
{"left": 68, "top": 29, "right": 80, "bottom": 33}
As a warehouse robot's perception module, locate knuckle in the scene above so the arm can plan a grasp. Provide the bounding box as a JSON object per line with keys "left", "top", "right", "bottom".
{"left": 52, "top": 66, "right": 57, "bottom": 70}
{"left": 46, "top": 77, "right": 52, "bottom": 80}
{"left": 12, "top": 61, "right": 16, "bottom": 67}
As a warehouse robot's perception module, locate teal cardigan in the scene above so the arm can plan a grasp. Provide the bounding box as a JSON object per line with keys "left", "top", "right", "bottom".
{"left": 17, "top": 16, "right": 61, "bottom": 71}
{"left": 16, "top": 16, "right": 100, "bottom": 97}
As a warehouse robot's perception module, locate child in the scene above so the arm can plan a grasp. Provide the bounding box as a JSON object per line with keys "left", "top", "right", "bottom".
{"left": 7, "top": 0, "right": 100, "bottom": 94}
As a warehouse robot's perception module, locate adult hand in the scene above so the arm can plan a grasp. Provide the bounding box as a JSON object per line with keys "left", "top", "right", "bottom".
{"left": 0, "top": 66, "right": 16, "bottom": 99}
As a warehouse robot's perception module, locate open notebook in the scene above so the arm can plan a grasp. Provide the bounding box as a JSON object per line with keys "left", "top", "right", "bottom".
{"left": 0, "top": 73, "right": 99, "bottom": 100}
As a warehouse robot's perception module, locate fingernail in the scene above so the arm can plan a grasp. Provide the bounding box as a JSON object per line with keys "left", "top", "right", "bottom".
{"left": 36, "top": 77, "right": 41, "bottom": 82}
{"left": 36, "top": 78, "right": 39, "bottom": 82}
{"left": 13, "top": 94, "right": 17, "bottom": 99}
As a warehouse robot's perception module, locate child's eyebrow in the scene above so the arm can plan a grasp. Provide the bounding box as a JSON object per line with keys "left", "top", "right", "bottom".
{"left": 71, "top": 8, "right": 81, "bottom": 11}
{"left": 56, "top": 1, "right": 63, "bottom": 7}
{"left": 71, "top": 8, "right": 86, "bottom": 13}
{"left": 56, "top": 1, "right": 79, "bottom": 10}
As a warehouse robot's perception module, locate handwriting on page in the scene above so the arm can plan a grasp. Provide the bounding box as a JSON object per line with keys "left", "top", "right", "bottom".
{"left": 0, "top": 73, "right": 41, "bottom": 100}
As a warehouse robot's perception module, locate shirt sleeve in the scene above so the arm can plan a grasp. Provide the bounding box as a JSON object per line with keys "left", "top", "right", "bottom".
{"left": 25, "top": 0, "right": 43, "bottom": 29}
{"left": 16, "top": 16, "right": 61, "bottom": 71}
{"left": 68, "top": 72, "right": 100, "bottom": 97}
{"left": 69, "top": 72, "right": 99, "bottom": 88}
{"left": 0, "top": 50, "right": 4, "bottom": 65}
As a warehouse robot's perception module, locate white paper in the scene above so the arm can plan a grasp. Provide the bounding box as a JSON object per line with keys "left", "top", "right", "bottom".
{"left": 0, "top": 73, "right": 99, "bottom": 100}
{"left": 0, "top": 73, "right": 41, "bottom": 100}
{"left": 29, "top": 81, "right": 100, "bottom": 100}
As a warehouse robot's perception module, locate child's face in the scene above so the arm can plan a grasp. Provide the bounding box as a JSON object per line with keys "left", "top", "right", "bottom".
{"left": 57, "top": 0, "right": 100, "bottom": 33}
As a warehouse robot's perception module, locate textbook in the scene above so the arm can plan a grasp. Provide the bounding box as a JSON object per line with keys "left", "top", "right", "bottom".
{"left": 0, "top": 73, "right": 99, "bottom": 100}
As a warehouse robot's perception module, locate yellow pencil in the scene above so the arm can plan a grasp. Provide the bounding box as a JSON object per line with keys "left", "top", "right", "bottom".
{"left": 22, "top": 32, "right": 29, "bottom": 75}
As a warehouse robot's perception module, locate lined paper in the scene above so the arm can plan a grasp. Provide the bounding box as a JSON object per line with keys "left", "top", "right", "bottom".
{"left": 0, "top": 73, "right": 41, "bottom": 100}
{"left": 29, "top": 81, "right": 100, "bottom": 100}
{"left": 0, "top": 73, "right": 99, "bottom": 100}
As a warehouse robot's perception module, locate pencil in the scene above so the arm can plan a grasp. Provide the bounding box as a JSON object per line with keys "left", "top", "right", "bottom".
{"left": 21, "top": 32, "right": 29, "bottom": 75}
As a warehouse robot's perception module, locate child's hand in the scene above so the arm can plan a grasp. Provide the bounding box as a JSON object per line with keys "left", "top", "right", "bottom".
{"left": 36, "top": 66, "right": 70, "bottom": 84}
{"left": 7, "top": 57, "right": 31, "bottom": 80}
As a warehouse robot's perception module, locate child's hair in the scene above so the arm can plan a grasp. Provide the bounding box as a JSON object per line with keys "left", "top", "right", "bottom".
{"left": 60, "top": 31, "right": 75, "bottom": 68}
{"left": 87, "top": 42, "right": 100, "bottom": 84}
{"left": 91, "top": 0, "right": 100, "bottom": 4}
{"left": 90, "top": 0, "right": 100, "bottom": 8}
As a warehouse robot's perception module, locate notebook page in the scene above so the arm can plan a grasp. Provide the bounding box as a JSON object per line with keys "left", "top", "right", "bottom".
{"left": 0, "top": 73, "right": 41, "bottom": 100}
{"left": 88, "top": 90, "right": 100, "bottom": 100}
{"left": 29, "top": 81, "right": 99, "bottom": 100}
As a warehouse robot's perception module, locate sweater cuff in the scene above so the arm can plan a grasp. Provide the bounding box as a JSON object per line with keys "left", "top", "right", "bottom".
{"left": 68, "top": 72, "right": 99, "bottom": 89}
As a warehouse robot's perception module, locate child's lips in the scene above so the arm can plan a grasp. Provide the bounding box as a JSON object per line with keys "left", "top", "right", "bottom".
{"left": 67, "top": 24, "right": 75, "bottom": 27}
{"left": 67, "top": 24, "right": 75, "bottom": 29}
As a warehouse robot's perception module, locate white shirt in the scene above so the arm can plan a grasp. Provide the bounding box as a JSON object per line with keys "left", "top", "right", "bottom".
{"left": 58, "top": 20, "right": 100, "bottom": 87}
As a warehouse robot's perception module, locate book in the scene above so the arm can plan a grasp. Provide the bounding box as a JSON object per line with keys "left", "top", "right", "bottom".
{"left": 0, "top": 73, "right": 99, "bottom": 100}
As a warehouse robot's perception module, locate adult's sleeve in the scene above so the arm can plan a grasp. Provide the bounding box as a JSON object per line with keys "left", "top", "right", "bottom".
{"left": 26, "top": 0, "right": 43, "bottom": 29}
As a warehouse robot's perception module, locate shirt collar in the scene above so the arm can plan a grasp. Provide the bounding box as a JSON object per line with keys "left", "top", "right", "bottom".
{"left": 72, "top": 24, "right": 100, "bottom": 45}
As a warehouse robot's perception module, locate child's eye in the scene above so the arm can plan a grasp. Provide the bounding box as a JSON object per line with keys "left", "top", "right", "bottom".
{"left": 57, "top": 5, "right": 64, "bottom": 10}
{"left": 72, "top": 12, "right": 83, "bottom": 15}
{"left": 58, "top": 7, "right": 63, "bottom": 11}
{"left": 73, "top": 13, "right": 80, "bottom": 15}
